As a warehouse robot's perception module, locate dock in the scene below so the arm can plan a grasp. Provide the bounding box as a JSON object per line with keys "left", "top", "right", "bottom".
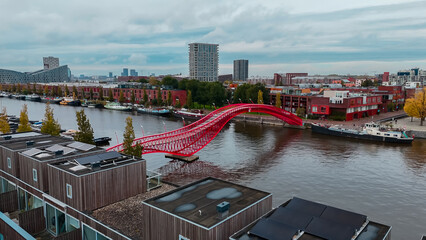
{"left": 165, "top": 154, "right": 199, "bottom": 162}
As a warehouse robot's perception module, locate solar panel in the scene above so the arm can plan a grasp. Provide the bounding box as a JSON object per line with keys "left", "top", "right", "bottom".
{"left": 269, "top": 206, "right": 313, "bottom": 230}
{"left": 285, "top": 197, "right": 326, "bottom": 217}
{"left": 67, "top": 142, "right": 82, "bottom": 148}
{"left": 249, "top": 218, "right": 299, "bottom": 240}
{"left": 62, "top": 147, "right": 76, "bottom": 155}
{"left": 320, "top": 206, "right": 367, "bottom": 230}
{"left": 45, "top": 144, "right": 64, "bottom": 152}
{"left": 67, "top": 142, "right": 95, "bottom": 151}
{"left": 74, "top": 152, "right": 122, "bottom": 165}
{"left": 21, "top": 148, "right": 44, "bottom": 157}
{"left": 305, "top": 217, "right": 355, "bottom": 240}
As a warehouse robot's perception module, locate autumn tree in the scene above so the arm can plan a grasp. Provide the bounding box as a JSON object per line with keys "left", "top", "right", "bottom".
{"left": 89, "top": 88, "right": 93, "bottom": 100}
{"left": 108, "top": 88, "right": 114, "bottom": 101}
{"left": 122, "top": 116, "right": 143, "bottom": 157}
{"left": 257, "top": 90, "right": 263, "bottom": 104}
{"left": 275, "top": 92, "right": 282, "bottom": 109}
{"left": 119, "top": 90, "right": 125, "bottom": 103}
{"left": 57, "top": 87, "right": 62, "bottom": 97}
{"left": 156, "top": 87, "right": 163, "bottom": 106}
{"left": 73, "top": 109, "right": 94, "bottom": 144}
{"left": 186, "top": 90, "right": 193, "bottom": 109}
{"left": 43, "top": 85, "right": 49, "bottom": 96}
{"left": 98, "top": 87, "right": 104, "bottom": 100}
{"left": 40, "top": 102, "right": 61, "bottom": 136}
{"left": 0, "top": 107, "right": 10, "bottom": 134}
{"left": 17, "top": 104, "right": 32, "bottom": 132}
{"left": 296, "top": 107, "right": 306, "bottom": 118}
{"left": 167, "top": 91, "right": 172, "bottom": 106}
{"left": 130, "top": 90, "right": 135, "bottom": 104}
{"left": 143, "top": 88, "right": 148, "bottom": 104}
{"left": 72, "top": 86, "right": 78, "bottom": 96}
{"left": 404, "top": 87, "right": 426, "bottom": 126}
{"left": 64, "top": 85, "right": 69, "bottom": 96}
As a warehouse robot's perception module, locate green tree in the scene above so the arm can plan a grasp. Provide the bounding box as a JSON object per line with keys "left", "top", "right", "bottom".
{"left": 17, "top": 83, "right": 22, "bottom": 93}
{"left": 32, "top": 84, "right": 37, "bottom": 94}
{"left": 73, "top": 109, "right": 94, "bottom": 144}
{"left": 361, "top": 79, "right": 375, "bottom": 87}
{"left": 167, "top": 91, "right": 172, "bottom": 106}
{"left": 89, "top": 88, "right": 94, "bottom": 100}
{"left": 98, "top": 87, "right": 104, "bottom": 100}
{"left": 17, "top": 104, "right": 32, "bottom": 132}
{"left": 161, "top": 76, "right": 179, "bottom": 89}
{"left": 156, "top": 88, "right": 163, "bottom": 106}
{"left": 186, "top": 90, "right": 193, "bottom": 109}
{"left": 122, "top": 116, "right": 143, "bottom": 156}
{"left": 40, "top": 102, "right": 61, "bottom": 136}
{"left": 72, "top": 86, "right": 78, "bottom": 96}
{"left": 257, "top": 90, "right": 263, "bottom": 104}
{"left": 119, "top": 90, "right": 125, "bottom": 103}
{"left": 43, "top": 85, "right": 49, "bottom": 96}
{"left": 296, "top": 107, "right": 306, "bottom": 117}
{"left": 57, "top": 87, "right": 62, "bottom": 97}
{"left": 12, "top": 84, "right": 16, "bottom": 92}
{"left": 0, "top": 107, "right": 10, "bottom": 134}
{"left": 143, "top": 88, "right": 148, "bottom": 105}
{"left": 81, "top": 88, "right": 85, "bottom": 99}
{"left": 275, "top": 92, "right": 282, "bottom": 108}
{"left": 130, "top": 90, "right": 135, "bottom": 104}
{"left": 108, "top": 88, "right": 114, "bottom": 101}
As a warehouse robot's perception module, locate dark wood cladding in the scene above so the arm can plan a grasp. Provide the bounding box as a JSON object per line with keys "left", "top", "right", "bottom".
{"left": 143, "top": 195, "right": 272, "bottom": 240}
{"left": 18, "top": 207, "right": 45, "bottom": 234}
{"left": 0, "top": 147, "right": 20, "bottom": 178}
{"left": 17, "top": 154, "right": 50, "bottom": 192}
{"left": 55, "top": 229, "right": 82, "bottom": 240}
{"left": 0, "top": 190, "right": 18, "bottom": 213}
{"left": 48, "top": 160, "right": 146, "bottom": 212}
{"left": 0, "top": 217, "right": 27, "bottom": 240}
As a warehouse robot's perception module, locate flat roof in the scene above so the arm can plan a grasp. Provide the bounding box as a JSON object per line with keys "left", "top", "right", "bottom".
{"left": 50, "top": 152, "right": 144, "bottom": 176}
{"left": 231, "top": 197, "right": 391, "bottom": 240}
{"left": 0, "top": 131, "right": 42, "bottom": 141}
{"left": 0, "top": 135, "right": 73, "bottom": 151}
{"left": 143, "top": 177, "right": 271, "bottom": 229}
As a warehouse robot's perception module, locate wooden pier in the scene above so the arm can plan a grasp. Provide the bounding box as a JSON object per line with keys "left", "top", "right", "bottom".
{"left": 165, "top": 154, "right": 199, "bottom": 162}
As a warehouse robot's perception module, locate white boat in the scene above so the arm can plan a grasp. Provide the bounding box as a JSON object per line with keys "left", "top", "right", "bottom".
{"left": 104, "top": 102, "right": 132, "bottom": 111}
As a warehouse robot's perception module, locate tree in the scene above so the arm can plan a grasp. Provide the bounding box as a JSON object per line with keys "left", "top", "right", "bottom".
{"left": 167, "top": 91, "right": 172, "bottom": 106}
{"left": 108, "top": 88, "right": 114, "bottom": 101}
{"left": 122, "top": 116, "right": 143, "bottom": 157}
{"left": 156, "top": 88, "right": 163, "bottom": 106}
{"left": 404, "top": 87, "right": 426, "bottom": 126}
{"left": 186, "top": 90, "right": 193, "bottom": 109}
{"left": 73, "top": 109, "right": 94, "bottom": 144}
{"left": 72, "top": 86, "right": 78, "bottom": 96}
{"left": 161, "top": 76, "right": 179, "bottom": 89}
{"left": 257, "top": 90, "right": 263, "bottom": 104}
{"left": 119, "top": 90, "right": 125, "bottom": 104}
{"left": 64, "top": 85, "right": 69, "bottom": 96}
{"left": 17, "top": 104, "right": 32, "bottom": 132}
{"left": 149, "top": 77, "right": 159, "bottom": 86}
{"left": 40, "top": 102, "right": 61, "bottom": 136}
{"left": 98, "top": 87, "right": 104, "bottom": 100}
{"left": 32, "top": 84, "right": 37, "bottom": 94}
{"left": 43, "top": 85, "right": 49, "bottom": 96}
{"left": 143, "top": 88, "right": 148, "bottom": 105}
{"left": 361, "top": 79, "right": 375, "bottom": 87}
{"left": 0, "top": 107, "right": 10, "bottom": 134}
{"left": 81, "top": 88, "right": 85, "bottom": 99}
{"left": 275, "top": 92, "right": 282, "bottom": 108}
{"left": 296, "top": 107, "right": 306, "bottom": 117}
{"left": 57, "top": 87, "right": 62, "bottom": 97}
{"left": 89, "top": 88, "right": 94, "bottom": 100}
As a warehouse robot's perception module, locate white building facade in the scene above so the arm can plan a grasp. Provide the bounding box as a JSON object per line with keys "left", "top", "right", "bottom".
{"left": 189, "top": 43, "right": 218, "bottom": 82}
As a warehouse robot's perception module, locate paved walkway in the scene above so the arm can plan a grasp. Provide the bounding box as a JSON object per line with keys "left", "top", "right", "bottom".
{"left": 388, "top": 116, "right": 426, "bottom": 132}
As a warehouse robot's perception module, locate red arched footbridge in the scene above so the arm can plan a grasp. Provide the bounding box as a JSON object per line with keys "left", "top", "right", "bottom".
{"left": 106, "top": 104, "right": 303, "bottom": 156}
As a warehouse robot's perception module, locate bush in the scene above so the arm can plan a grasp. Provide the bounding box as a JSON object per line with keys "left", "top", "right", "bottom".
{"left": 328, "top": 111, "right": 346, "bottom": 121}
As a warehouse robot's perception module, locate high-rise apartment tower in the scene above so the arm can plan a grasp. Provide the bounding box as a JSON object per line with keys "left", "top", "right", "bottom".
{"left": 233, "top": 59, "right": 248, "bottom": 81}
{"left": 189, "top": 43, "right": 219, "bottom": 82}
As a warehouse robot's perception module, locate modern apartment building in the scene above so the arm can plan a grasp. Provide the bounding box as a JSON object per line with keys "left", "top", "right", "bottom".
{"left": 233, "top": 59, "right": 248, "bottom": 81}
{"left": 121, "top": 68, "right": 129, "bottom": 77}
{"left": 189, "top": 43, "right": 219, "bottom": 82}
{"left": 43, "top": 56, "right": 59, "bottom": 70}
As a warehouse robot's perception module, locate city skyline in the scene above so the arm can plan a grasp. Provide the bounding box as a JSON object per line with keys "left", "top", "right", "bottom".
{"left": 1, "top": 0, "right": 426, "bottom": 76}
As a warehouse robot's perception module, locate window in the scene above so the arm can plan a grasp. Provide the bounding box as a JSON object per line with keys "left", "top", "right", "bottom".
{"left": 312, "top": 106, "right": 317, "bottom": 112}
{"left": 82, "top": 224, "right": 111, "bottom": 240}
{"left": 179, "top": 235, "right": 190, "bottom": 240}
{"left": 7, "top": 157, "right": 11, "bottom": 169}
{"left": 32, "top": 169, "right": 38, "bottom": 182}
{"left": 66, "top": 184, "right": 72, "bottom": 199}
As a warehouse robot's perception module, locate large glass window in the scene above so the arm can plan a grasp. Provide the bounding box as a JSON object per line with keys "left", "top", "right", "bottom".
{"left": 82, "top": 224, "right": 110, "bottom": 240}
{"left": 0, "top": 177, "right": 16, "bottom": 193}
{"left": 66, "top": 215, "right": 80, "bottom": 232}
{"left": 46, "top": 204, "right": 66, "bottom": 236}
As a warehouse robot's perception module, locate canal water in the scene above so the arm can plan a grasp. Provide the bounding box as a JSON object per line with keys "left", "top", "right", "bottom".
{"left": 1, "top": 98, "right": 425, "bottom": 239}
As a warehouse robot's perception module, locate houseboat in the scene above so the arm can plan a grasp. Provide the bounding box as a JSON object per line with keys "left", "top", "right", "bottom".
{"left": 59, "top": 97, "right": 81, "bottom": 106}
{"left": 311, "top": 122, "right": 414, "bottom": 143}
{"left": 137, "top": 107, "right": 170, "bottom": 116}
{"left": 104, "top": 102, "right": 132, "bottom": 111}
{"left": 25, "top": 94, "right": 41, "bottom": 102}
{"left": 173, "top": 109, "right": 205, "bottom": 121}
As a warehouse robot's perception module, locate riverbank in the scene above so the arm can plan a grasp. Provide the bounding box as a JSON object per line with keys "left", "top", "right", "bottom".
{"left": 386, "top": 116, "right": 426, "bottom": 139}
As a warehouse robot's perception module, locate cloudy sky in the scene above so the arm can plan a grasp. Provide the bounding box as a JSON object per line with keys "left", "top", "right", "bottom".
{"left": 1, "top": 0, "right": 426, "bottom": 77}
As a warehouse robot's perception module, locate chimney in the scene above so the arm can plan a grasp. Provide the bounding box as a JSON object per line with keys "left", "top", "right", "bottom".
{"left": 216, "top": 201, "right": 230, "bottom": 219}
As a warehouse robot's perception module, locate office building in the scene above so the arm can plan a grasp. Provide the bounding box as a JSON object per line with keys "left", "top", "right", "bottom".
{"left": 189, "top": 43, "right": 219, "bottom": 82}
{"left": 130, "top": 69, "right": 137, "bottom": 77}
{"left": 121, "top": 68, "right": 129, "bottom": 77}
{"left": 233, "top": 59, "right": 248, "bottom": 81}
{"left": 0, "top": 65, "right": 71, "bottom": 84}
{"left": 43, "top": 56, "right": 59, "bottom": 70}
{"left": 108, "top": 72, "right": 113, "bottom": 78}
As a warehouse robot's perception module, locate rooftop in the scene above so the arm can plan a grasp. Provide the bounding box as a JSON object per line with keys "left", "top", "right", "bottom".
{"left": 50, "top": 151, "right": 145, "bottom": 176}
{"left": 143, "top": 177, "right": 271, "bottom": 229}
{"left": 231, "top": 197, "right": 391, "bottom": 240}
{"left": 0, "top": 135, "right": 73, "bottom": 151}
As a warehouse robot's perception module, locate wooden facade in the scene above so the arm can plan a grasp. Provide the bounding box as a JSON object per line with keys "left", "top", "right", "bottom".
{"left": 142, "top": 195, "right": 272, "bottom": 240}
{"left": 0, "top": 190, "right": 18, "bottom": 213}
{"left": 48, "top": 160, "right": 147, "bottom": 212}
{"left": 0, "top": 146, "right": 21, "bottom": 178}
{"left": 18, "top": 207, "right": 45, "bottom": 234}
{"left": 0, "top": 211, "right": 35, "bottom": 240}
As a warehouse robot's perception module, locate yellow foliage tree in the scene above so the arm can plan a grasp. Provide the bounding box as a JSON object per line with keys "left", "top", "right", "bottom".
{"left": 275, "top": 92, "right": 282, "bottom": 109}
{"left": 404, "top": 87, "right": 426, "bottom": 126}
{"left": 17, "top": 104, "right": 32, "bottom": 132}
{"left": 0, "top": 107, "right": 10, "bottom": 134}
{"left": 257, "top": 90, "right": 263, "bottom": 104}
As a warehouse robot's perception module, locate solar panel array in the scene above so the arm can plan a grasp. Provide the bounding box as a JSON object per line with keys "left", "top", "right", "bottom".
{"left": 248, "top": 197, "right": 367, "bottom": 240}
{"left": 67, "top": 142, "right": 95, "bottom": 151}
{"left": 75, "top": 151, "right": 122, "bottom": 165}
{"left": 45, "top": 144, "right": 76, "bottom": 155}
{"left": 21, "top": 148, "right": 44, "bottom": 157}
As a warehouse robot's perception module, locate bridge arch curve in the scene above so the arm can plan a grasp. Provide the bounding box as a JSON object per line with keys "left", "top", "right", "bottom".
{"left": 107, "top": 104, "right": 302, "bottom": 156}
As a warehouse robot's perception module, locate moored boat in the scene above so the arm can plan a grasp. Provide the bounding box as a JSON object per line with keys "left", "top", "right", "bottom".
{"left": 60, "top": 97, "right": 81, "bottom": 106}
{"left": 173, "top": 109, "right": 205, "bottom": 120}
{"left": 104, "top": 102, "right": 132, "bottom": 111}
{"left": 137, "top": 107, "right": 170, "bottom": 116}
{"left": 311, "top": 122, "right": 414, "bottom": 143}
{"left": 25, "top": 94, "right": 41, "bottom": 102}
{"left": 93, "top": 137, "right": 112, "bottom": 146}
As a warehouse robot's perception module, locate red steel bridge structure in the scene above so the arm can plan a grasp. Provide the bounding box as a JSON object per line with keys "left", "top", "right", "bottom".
{"left": 106, "top": 104, "right": 303, "bottom": 156}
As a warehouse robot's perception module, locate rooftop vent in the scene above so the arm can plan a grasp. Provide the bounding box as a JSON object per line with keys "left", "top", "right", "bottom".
{"left": 90, "top": 162, "right": 101, "bottom": 171}
{"left": 55, "top": 150, "right": 64, "bottom": 156}
{"left": 26, "top": 141, "right": 35, "bottom": 147}
{"left": 3, "top": 135, "right": 12, "bottom": 140}
{"left": 217, "top": 201, "right": 230, "bottom": 219}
